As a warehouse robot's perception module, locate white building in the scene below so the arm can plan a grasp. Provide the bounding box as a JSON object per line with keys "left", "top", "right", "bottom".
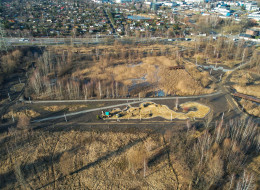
{"left": 184, "top": 0, "right": 204, "bottom": 3}
{"left": 214, "top": 7, "right": 231, "bottom": 16}
{"left": 248, "top": 11, "right": 260, "bottom": 21}
{"left": 115, "top": 0, "right": 132, "bottom": 3}
{"left": 245, "top": 2, "right": 259, "bottom": 11}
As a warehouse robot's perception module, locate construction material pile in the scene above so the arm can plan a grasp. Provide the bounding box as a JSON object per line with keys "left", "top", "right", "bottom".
{"left": 107, "top": 102, "right": 210, "bottom": 120}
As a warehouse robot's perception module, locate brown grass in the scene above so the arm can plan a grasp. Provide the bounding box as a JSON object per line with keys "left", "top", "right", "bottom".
{"left": 3, "top": 109, "right": 40, "bottom": 119}
{"left": 1, "top": 129, "right": 193, "bottom": 189}
{"left": 239, "top": 99, "right": 260, "bottom": 117}
{"left": 42, "top": 105, "right": 88, "bottom": 112}
{"left": 247, "top": 155, "right": 260, "bottom": 178}
{"left": 10, "top": 83, "right": 25, "bottom": 92}
{"left": 233, "top": 85, "right": 260, "bottom": 98}
{"left": 193, "top": 53, "right": 242, "bottom": 68}
{"left": 230, "top": 71, "right": 256, "bottom": 85}
{"left": 74, "top": 55, "right": 214, "bottom": 96}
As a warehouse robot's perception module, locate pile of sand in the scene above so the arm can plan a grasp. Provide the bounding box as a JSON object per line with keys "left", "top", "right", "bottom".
{"left": 107, "top": 101, "right": 210, "bottom": 120}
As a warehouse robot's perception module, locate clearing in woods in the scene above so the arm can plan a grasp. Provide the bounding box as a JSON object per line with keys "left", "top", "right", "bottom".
{"left": 105, "top": 101, "right": 210, "bottom": 120}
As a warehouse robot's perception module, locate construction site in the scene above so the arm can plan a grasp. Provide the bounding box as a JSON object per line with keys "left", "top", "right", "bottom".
{"left": 103, "top": 101, "right": 210, "bottom": 121}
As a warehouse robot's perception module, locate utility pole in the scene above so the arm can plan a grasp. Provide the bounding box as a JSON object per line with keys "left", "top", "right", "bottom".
{"left": 64, "top": 113, "right": 67, "bottom": 122}
{"left": 8, "top": 93, "right": 11, "bottom": 101}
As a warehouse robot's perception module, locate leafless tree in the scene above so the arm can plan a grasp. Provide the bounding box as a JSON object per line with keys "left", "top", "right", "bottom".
{"left": 236, "top": 171, "right": 255, "bottom": 190}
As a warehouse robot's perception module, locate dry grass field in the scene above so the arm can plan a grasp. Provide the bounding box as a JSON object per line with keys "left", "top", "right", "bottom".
{"left": 42, "top": 105, "right": 88, "bottom": 112}
{"left": 10, "top": 83, "right": 25, "bottom": 92}
{"left": 27, "top": 43, "right": 216, "bottom": 100}
{"left": 233, "top": 84, "right": 260, "bottom": 98}
{"left": 3, "top": 109, "right": 40, "bottom": 119}
{"left": 74, "top": 55, "right": 214, "bottom": 96}
{"left": 239, "top": 99, "right": 260, "bottom": 117}
{"left": 229, "top": 63, "right": 260, "bottom": 117}
{"left": 1, "top": 118, "right": 259, "bottom": 190}
{"left": 0, "top": 128, "right": 191, "bottom": 189}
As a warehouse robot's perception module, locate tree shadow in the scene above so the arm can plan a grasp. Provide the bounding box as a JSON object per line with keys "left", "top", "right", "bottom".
{"left": 37, "top": 135, "right": 147, "bottom": 189}
{"left": 0, "top": 147, "right": 75, "bottom": 189}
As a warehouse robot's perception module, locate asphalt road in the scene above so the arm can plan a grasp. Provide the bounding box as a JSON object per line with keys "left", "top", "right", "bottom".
{"left": 24, "top": 91, "right": 222, "bottom": 104}
{"left": 30, "top": 91, "right": 222, "bottom": 123}
{"left": 32, "top": 100, "right": 143, "bottom": 123}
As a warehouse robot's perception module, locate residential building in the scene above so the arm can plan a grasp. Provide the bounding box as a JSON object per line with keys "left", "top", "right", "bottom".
{"left": 248, "top": 11, "right": 260, "bottom": 21}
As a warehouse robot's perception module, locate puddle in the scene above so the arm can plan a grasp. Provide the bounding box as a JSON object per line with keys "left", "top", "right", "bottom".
{"left": 198, "top": 62, "right": 247, "bottom": 72}
{"left": 128, "top": 62, "right": 143, "bottom": 68}
{"left": 156, "top": 90, "right": 165, "bottom": 97}
{"left": 198, "top": 65, "right": 232, "bottom": 72}
{"left": 128, "top": 81, "right": 150, "bottom": 92}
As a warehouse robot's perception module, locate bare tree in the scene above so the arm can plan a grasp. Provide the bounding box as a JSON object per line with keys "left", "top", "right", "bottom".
{"left": 236, "top": 171, "right": 255, "bottom": 190}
